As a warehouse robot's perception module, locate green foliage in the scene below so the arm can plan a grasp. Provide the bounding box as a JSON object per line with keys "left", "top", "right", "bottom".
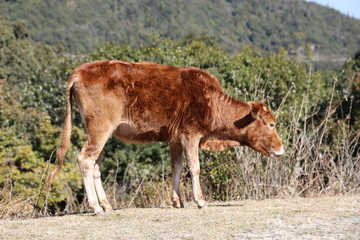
{"left": 337, "top": 50, "right": 360, "bottom": 129}
{"left": 203, "top": 151, "right": 235, "bottom": 201}
{"left": 0, "top": 20, "right": 82, "bottom": 216}
{"left": 0, "top": 83, "right": 82, "bottom": 212}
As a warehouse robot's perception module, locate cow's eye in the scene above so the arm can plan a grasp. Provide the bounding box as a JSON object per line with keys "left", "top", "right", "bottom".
{"left": 269, "top": 123, "right": 275, "bottom": 128}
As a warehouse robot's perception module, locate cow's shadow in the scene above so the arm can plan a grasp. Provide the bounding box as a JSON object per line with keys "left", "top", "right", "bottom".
{"left": 209, "top": 204, "right": 244, "bottom": 208}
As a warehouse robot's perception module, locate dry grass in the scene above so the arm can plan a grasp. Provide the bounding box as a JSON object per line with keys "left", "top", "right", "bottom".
{"left": 0, "top": 195, "right": 359, "bottom": 240}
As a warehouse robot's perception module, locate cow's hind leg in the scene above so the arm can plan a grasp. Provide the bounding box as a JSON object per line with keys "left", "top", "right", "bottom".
{"left": 77, "top": 132, "right": 111, "bottom": 215}
{"left": 93, "top": 149, "right": 113, "bottom": 213}
{"left": 170, "top": 142, "right": 184, "bottom": 208}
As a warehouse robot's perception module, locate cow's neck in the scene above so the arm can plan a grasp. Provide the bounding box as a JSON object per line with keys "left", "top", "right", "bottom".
{"left": 208, "top": 91, "right": 250, "bottom": 139}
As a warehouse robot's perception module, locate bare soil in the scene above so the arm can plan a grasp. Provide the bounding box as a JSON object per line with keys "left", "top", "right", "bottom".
{"left": 0, "top": 195, "right": 359, "bottom": 240}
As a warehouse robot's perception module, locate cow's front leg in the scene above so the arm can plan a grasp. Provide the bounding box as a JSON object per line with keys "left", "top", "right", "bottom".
{"left": 181, "top": 135, "right": 207, "bottom": 209}
{"left": 170, "top": 142, "right": 184, "bottom": 208}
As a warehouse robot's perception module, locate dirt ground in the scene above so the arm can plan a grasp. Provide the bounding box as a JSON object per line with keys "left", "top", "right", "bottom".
{"left": 0, "top": 195, "right": 359, "bottom": 240}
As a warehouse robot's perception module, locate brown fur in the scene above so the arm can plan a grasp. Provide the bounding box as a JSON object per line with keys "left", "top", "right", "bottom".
{"left": 48, "top": 60, "right": 284, "bottom": 213}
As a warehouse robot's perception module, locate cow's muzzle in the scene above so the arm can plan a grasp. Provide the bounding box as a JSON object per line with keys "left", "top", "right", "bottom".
{"left": 270, "top": 145, "right": 285, "bottom": 157}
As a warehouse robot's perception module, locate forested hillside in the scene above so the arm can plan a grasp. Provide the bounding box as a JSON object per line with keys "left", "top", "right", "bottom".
{"left": 1, "top": 0, "right": 359, "bottom": 59}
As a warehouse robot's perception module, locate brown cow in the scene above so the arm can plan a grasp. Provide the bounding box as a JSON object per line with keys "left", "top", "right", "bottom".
{"left": 48, "top": 60, "right": 284, "bottom": 214}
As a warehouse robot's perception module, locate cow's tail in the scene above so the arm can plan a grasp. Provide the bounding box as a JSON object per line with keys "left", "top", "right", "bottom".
{"left": 47, "top": 73, "right": 77, "bottom": 185}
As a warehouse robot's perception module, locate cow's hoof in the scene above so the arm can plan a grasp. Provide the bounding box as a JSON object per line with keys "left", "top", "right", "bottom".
{"left": 197, "top": 205, "right": 208, "bottom": 209}
{"left": 197, "top": 200, "right": 207, "bottom": 209}
{"left": 105, "top": 208, "right": 114, "bottom": 213}
{"left": 172, "top": 201, "right": 184, "bottom": 209}
{"left": 94, "top": 211, "right": 106, "bottom": 216}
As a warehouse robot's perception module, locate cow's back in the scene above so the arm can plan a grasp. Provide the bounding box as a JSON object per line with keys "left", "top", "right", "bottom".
{"left": 72, "top": 60, "right": 222, "bottom": 143}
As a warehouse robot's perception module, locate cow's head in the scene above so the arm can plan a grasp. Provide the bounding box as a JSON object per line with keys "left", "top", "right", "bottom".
{"left": 236, "top": 101, "right": 284, "bottom": 157}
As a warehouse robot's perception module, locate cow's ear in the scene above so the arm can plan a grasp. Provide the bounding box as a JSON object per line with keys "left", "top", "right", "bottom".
{"left": 248, "top": 101, "right": 261, "bottom": 118}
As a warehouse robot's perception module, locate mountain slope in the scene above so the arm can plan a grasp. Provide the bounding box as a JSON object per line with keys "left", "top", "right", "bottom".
{"left": 1, "top": 0, "right": 359, "bottom": 57}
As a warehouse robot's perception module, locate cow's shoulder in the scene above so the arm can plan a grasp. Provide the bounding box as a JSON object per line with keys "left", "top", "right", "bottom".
{"left": 179, "top": 67, "right": 222, "bottom": 91}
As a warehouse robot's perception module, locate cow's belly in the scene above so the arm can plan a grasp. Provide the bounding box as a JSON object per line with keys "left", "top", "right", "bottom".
{"left": 113, "top": 123, "right": 171, "bottom": 143}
